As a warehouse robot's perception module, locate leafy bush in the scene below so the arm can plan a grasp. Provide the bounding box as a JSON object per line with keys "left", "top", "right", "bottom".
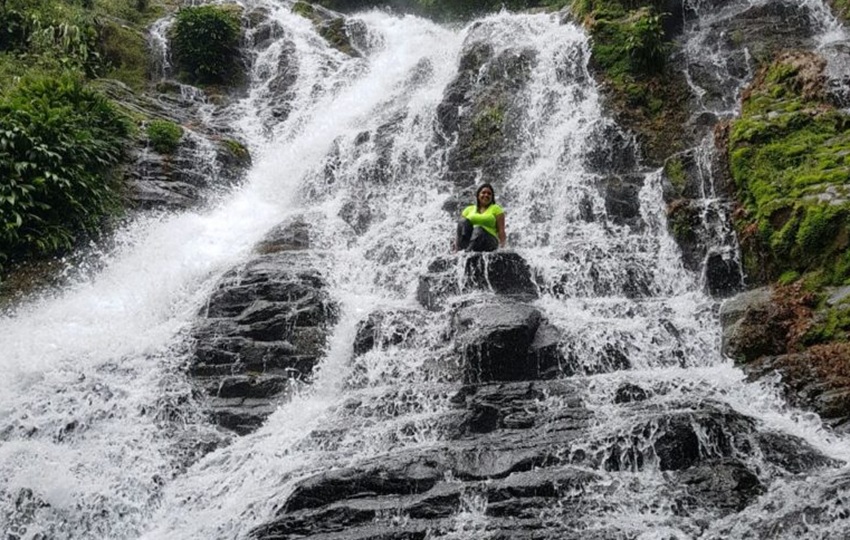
{"left": 171, "top": 5, "right": 242, "bottom": 85}
{"left": 146, "top": 119, "right": 183, "bottom": 154}
{"left": 623, "top": 9, "right": 667, "bottom": 73}
{"left": 0, "top": 74, "right": 130, "bottom": 264}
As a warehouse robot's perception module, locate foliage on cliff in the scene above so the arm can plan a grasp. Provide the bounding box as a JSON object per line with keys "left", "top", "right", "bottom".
{"left": 568, "top": 0, "right": 689, "bottom": 164}
{"left": 729, "top": 52, "right": 850, "bottom": 287}
{"left": 0, "top": 0, "right": 162, "bottom": 277}
{"left": 171, "top": 4, "right": 243, "bottom": 85}
{"left": 0, "top": 74, "right": 130, "bottom": 265}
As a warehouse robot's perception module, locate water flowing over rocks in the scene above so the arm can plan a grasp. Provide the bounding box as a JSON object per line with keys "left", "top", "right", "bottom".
{"left": 246, "top": 252, "right": 839, "bottom": 539}
{"left": 6, "top": 4, "right": 850, "bottom": 539}
{"left": 417, "top": 252, "right": 538, "bottom": 311}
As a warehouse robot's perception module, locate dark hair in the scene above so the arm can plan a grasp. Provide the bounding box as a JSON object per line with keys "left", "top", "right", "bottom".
{"left": 475, "top": 183, "right": 496, "bottom": 206}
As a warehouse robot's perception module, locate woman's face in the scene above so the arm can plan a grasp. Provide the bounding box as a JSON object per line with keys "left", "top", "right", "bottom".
{"left": 477, "top": 187, "right": 493, "bottom": 206}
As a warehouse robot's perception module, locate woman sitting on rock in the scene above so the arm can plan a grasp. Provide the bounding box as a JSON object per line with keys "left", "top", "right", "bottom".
{"left": 455, "top": 183, "right": 506, "bottom": 252}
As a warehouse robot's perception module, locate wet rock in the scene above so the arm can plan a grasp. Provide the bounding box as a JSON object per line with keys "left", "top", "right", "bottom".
{"left": 353, "top": 308, "right": 429, "bottom": 356}
{"left": 614, "top": 383, "right": 648, "bottom": 404}
{"left": 602, "top": 174, "right": 645, "bottom": 229}
{"left": 417, "top": 252, "right": 538, "bottom": 311}
{"left": 190, "top": 251, "right": 338, "bottom": 434}
{"left": 598, "top": 404, "right": 757, "bottom": 472}
{"left": 720, "top": 287, "right": 788, "bottom": 361}
{"left": 527, "top": 324, "right": 566, "bottom": 379}
{"left": 704, "top": 251, "right": 742, "bottom": 298}
{"left": 454, "top": 298, "right": 542, "bottom": 383}
{"left": 255, "top": 220, "right": 311, "bottom": 254}
{"left": 582, "top": 120, "right": 638, "bottom": 175}
{"left": 756, "top": 430, "right": 843, "bottom": 474}
{"left": 673, "top": 458, "right": 764, "bottom": 513}
{"left": 283, "top": 457, "right": 446, "bottom": 513}
{"left": 437, "top": 39, "right": 536, "bottom": 189}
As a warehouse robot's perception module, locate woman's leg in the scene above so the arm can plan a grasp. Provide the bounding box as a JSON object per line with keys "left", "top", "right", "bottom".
{"left": 469, "top": 227, "right": 499, "bottom": 252}
{"left": 456, "top": 218, "right": 474, "bottom": 250}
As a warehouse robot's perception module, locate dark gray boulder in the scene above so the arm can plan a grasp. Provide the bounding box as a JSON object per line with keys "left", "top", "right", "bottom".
{"left": 191, "top": 246, "right": 337, "bottom": 434}
{"left": 454, "top": 298, "right": 542, "bottom": 383}
{"left": 417, "top": 252, "right": 538, "bottom": 311}
{"left": 672, "top": 458, "right": 764, "bottom": 513}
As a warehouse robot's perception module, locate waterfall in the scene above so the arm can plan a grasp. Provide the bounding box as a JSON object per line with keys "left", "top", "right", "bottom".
{"left": 2, "top": 1, "right": 850, "bottom": 539}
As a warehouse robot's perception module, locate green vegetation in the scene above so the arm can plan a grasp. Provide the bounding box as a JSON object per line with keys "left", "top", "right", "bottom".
{"left": 729, "top": 52, "right": 850, "bottom": 285}
{"left": 470, "top": 103, "right": 506, "bottom": 157}
{"left": 829, "top": 0, "right": 850, "bottom": 21}
{"left": 0, "top": 74, "right": 130, "bottom": 265}
{"left": 171, "top": 4, "right": 243, "bottom": 85}
{"left": 0, "top": 0, "right": 166, "bottom": 276}
{"left": 146, "top": 119, "right": 183, "bottom": 154}
{"left": 222, "top": 138, "right": 250, "bottom": 162}
{"left": 567, "top": 0, "right": 688, "bottom": 163}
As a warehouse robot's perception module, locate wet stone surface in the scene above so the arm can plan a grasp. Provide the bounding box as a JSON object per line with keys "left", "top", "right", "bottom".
{"left": 190, "top": 228, "right": 337, "bottom": 434}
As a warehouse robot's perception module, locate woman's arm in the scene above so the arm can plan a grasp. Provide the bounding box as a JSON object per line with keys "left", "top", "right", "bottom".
{"left": 496, "top": 213, "right": 506, "bottom": 248}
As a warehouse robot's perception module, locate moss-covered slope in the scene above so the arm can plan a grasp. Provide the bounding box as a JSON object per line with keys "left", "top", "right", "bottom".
{"left": 730, "top": 52, "right": 850, "bottom": 286}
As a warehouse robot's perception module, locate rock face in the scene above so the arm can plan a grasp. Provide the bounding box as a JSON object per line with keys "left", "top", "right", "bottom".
{"left": 721, "top": 285, "right": 850, "bottom": 430}
{"left": 435, "top": 32, "right": 536, "bottom": 190}
{"left": 190, "top": 222, "right": 338, "bottom": 434}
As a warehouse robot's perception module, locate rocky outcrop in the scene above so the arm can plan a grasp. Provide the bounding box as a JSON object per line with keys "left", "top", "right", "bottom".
{"left": 721, "top": 285, "right": 850, "bottom": 431}
{"left": 417, "top": 252, "right": 538, "bottom": 311}
{"left": 435, "top": 33, "right": 536, "bottom": 189}
{"left": 190, "top": 221, "right": 338, "bottom": 434}
{"left": 250, "top": 382, "right": 837, "bottom": 539}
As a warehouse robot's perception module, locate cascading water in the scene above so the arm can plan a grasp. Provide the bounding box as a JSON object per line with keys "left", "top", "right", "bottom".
{"left": 2, "top": 1, "right": 850, "bottom": 539}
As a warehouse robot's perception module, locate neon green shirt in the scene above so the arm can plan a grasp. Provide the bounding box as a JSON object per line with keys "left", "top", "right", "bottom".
{"left": 462, "top": 203, "right": 504, "bottom": 239}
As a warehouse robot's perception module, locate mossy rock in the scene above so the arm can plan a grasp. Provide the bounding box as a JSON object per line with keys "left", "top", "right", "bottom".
{"left": 730, "top": 51, "right": 850, "bottom": 286}
{"left": 829, "top": 0, "right": 850, "bottom": 21}
{"left": 292, "top": 2, "right": 360, "bottom": 57}
{"left": 574, "top": 0, "right": 690, "bottom": 164}
{"left": 218, "top": 138, "right": 252, "bottom": 169}
{"left": 97, "top": 20, "right": 150, "bottom": 90}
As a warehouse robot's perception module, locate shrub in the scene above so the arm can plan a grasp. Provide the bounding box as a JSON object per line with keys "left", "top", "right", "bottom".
{"left": 171, "top": 5, "right": 242, "bottom": 85}
{"left": 0, "top": 74, "right": 130, "bottom": 264}
{"left": 146, "top": 119, "right": 183, "bottom": 154}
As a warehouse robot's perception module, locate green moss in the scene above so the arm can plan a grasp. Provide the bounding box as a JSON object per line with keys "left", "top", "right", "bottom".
{"left": 568, "top": 1, "right": 686, "bottom": 164}
{"left": 664, "top": 156, "right": 686, "bottom": 196}
{"left": 318, "top": 18, "right": 358, "bottom": 56}
{"left": 97, "top": 20, "right": 149, "bottom": 89}
{"left": 778, "top": 270, "right": 800, "bottom": 285}
{"left": 730, "top": 53, "right": 850, "bottom": 285}
{"left": 667, "top": 200, "right": 699, "bottom": 245}
{"left": 223, "top": 139, "right": 249, "bottom": 160}
{"left": 469, "top": 103, "right": 506, "bottom": 159}
{"left": 804, "top": 301, "right": 850, "bottom": 344}
{"left": 292, "top": 1, "right": 316, "bottom": 19}
{"left": 146, "top": 119, "right": 183, "bottom": 154}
